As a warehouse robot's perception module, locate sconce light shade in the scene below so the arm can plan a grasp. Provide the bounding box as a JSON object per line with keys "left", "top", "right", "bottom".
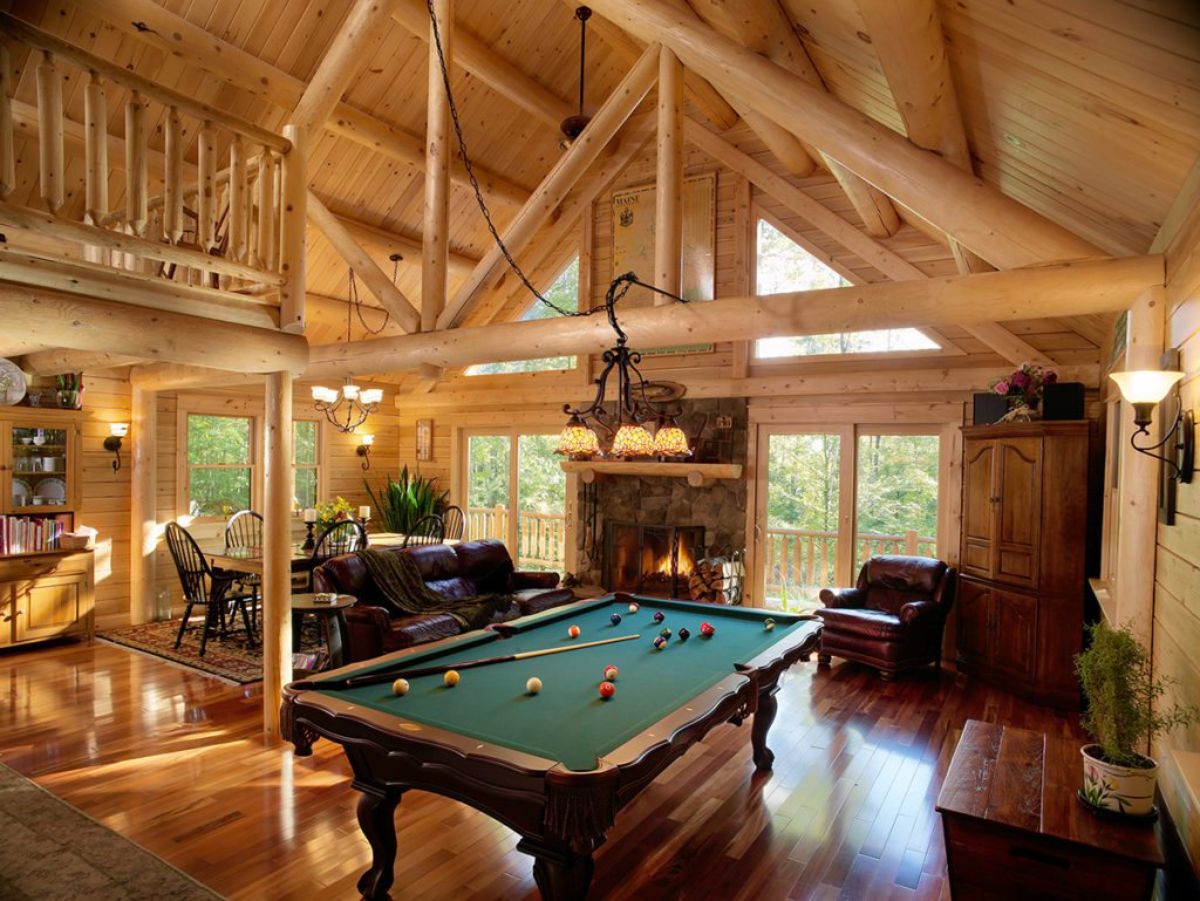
{"left": 1108, "top": 361, "right": 1193, "bottom": 499}
{"left": 356, "top": 434, "right": 374, "bottom": 470}
{"left": 1110, "top": 370, "right": 1184, "bottom": 423}
{"left": 109, "top": 422, "right": 130, "bottom": 438}
{"left": 360, "top": 433, "right": 375, "bottom": 446}
{"left": 609, "top": 423, "right": 655, "bottom": 459}
{"left": 103, "top": 424, "right": 127, "bottom": 473}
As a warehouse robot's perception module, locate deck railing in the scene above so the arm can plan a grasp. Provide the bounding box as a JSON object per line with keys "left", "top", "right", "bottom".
{"left": 466, "top": 506, "right": 567, "bottom": 572}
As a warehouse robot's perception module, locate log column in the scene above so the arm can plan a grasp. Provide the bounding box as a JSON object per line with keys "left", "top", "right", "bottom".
{"left": 262, "top": 370, "right": 294, "bottom": 738}
{"left": 124, "top": 92, "right": 148, "bottom": 235}
{"left": 130, "top": 386, "right": 157, "bottom": 624}
{"left": 423, "top": 0, "right": 453, "bottom": 332}
{"left": 278, "top": 123, "right": 307, "bottom": 333}
{"left": 35, "top": 51, "right": 64, "bottom": 214}
{"left": 83, "top": 71, "right": 108, "bottom": 264}
{"left": 654, "top": 46, "right": 684, "bottom": 302}
{"left": 1114, "top": 285, "right": 1166, "bottom": 648}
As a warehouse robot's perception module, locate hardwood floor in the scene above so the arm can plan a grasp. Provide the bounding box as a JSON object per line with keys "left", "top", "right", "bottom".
{"left": 0, "top": 639, "right": 1085, "bottom": 900}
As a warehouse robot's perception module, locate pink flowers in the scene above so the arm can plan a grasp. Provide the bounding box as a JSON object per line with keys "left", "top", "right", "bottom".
{"left": 993, "top": 380, "right": 1010, "bottom": 395}
{"left": 990, "top": 363, "right": 1057, "bottom": 409}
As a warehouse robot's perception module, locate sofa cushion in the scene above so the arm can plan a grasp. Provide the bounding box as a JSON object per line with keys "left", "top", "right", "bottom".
{"left": 426, "top": 576, "right": 482, "bottom": 601}
{"left": 383, "top": 613, "right": 461, "bottom": 652}
{"left": 453, "top": 540, "right": 515, "bottom": 593}
{"left": 817, "top": 607, "right": 906, "bottom": 641}
{"left": 405, "top": 544, "right": 462, "bottom": 582}
{"left": 513, "top": 587, "right": 575, "bottom": 616}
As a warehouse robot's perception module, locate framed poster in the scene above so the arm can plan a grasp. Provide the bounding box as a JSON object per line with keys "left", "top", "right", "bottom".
{"left": 416, "top": 419, "right": 433, "bottom": 462}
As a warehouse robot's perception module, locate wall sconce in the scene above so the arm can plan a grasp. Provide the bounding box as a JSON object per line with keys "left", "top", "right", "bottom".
{"left": 357, "top": 433, "right": 374, "bottom": 471}
{"left": 1109, "top": 350, "right": 1194, "bottom": 514}
{"left": 104, "top": 422, "right": 128, "bottom": 473}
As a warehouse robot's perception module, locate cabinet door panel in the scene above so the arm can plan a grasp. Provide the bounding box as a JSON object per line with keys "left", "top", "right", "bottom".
{"left": 990, "top": 587, "right": 1037, "bottom": 679}
{"left": 956, "top": 578, "right": 991, "bottom": 665}
{"left": 0, "top": 585, "right": 12, "bottom": 646}
{"left": 15, "top": 575, "right": 81, "bottom": 642}
{"left": 995, "top": 438, "right": 1042, "bottom": 588}
{"left": 961, "top": 440, "right": 995, "bottom": 580}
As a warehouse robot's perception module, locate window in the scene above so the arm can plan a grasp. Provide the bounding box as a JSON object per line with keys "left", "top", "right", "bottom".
{"left": 466, "top": 257, "right": 579, "bottom": 375}
{"left": 293, "top": 420, "right": 320, "bottom": 510}
{"left": 752, "top": 219, "right": 939, "bottom": 359}
{"left": 187, "top": 414, "right": 253, "bottom": 517}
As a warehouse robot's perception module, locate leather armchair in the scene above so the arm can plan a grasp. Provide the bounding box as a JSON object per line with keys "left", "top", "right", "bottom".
{"left": 816, "top": 555, "right": 956, "bottom": 679}
{"left": 314, "top": 539, "right": 575, "bottom": 662}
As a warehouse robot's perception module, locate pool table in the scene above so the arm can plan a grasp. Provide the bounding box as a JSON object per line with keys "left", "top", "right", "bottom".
{"left": 281, "top": 594, "right": 822, "bottom": 900}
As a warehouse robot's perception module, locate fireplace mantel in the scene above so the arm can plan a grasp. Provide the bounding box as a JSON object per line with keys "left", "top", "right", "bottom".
{"left": 560, "top": 461, "right": 743, "bottom": 486}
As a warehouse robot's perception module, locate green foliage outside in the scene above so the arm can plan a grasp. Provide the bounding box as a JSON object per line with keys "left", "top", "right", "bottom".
{"left": 466, "top": 435, "right": 510, "bottom": 510}
{"left": 767, "top": 434, "right": 841, "bottom": 533}
{"left": 1076, "top": 621, "right": 1199, "bottom": 767}
{"left": 465, "top": 435, "right": 564, "bottom": 515}
{"left": 364, "top": 466, "right": 449, "bottom": 534}
{"left": 854, "top": 434, "right": 939, "bottom": 568}
{"left": 467, "top": 257, "right": 579, "bottom": 375}
{"left": 187, "top": 414, "right": 251, "bottom": 516}
{"left": 294, "top": 420, "right": 319, "bottom": 509}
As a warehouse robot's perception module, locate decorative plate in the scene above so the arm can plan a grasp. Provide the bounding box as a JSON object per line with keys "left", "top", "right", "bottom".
{"left": 12, "top": 479, "right": 30, "bottom": 505}
{"left": 0, "top": 359, "right": 26, "bottom": 406}
{"left": 36, "top": 477, "right": 67, "bottom": 503}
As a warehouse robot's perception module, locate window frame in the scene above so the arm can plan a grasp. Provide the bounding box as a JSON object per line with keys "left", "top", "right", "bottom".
{"left": 292, "top": 418, "right": 322, "bottom": 512}
{"left": 180, "top": 411, "right": 259, "bottom": 522}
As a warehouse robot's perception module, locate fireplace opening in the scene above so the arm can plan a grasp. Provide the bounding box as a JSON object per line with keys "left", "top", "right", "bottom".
{"left": 604, "top": 522, "right": 705, "bottom": 599}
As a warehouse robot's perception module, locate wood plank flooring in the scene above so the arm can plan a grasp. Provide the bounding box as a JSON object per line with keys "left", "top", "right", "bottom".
{"left": 0, "top": 639, "right": 1086, "bottom": 900}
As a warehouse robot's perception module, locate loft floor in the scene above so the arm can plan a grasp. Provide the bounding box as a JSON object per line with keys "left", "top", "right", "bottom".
{"left": 0, "top": 640, "right": 1085, "bottom": 900}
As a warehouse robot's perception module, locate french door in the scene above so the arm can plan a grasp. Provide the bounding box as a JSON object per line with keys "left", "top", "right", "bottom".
{"left": 751, "top": 423, "right": 945, "bottom": 611}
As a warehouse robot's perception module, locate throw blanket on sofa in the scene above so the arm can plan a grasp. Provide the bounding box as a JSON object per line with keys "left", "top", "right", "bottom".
{"left": 354, "top": 549, "right": 498, "bottom": 630}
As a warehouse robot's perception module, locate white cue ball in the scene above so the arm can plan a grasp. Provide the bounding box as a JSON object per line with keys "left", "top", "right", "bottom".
{"left": 392, "top": 678, "right": 410, "bottom": 696}
{"left": 526, "top": 676, "right": 543, "bottom": 695}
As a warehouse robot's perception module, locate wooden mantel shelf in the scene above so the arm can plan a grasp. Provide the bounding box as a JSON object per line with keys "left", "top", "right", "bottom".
{"left": 559, "top": 461, "right": 743, "bottom": 486}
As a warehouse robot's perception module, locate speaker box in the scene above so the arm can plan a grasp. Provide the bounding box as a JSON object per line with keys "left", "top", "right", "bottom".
{"left": 1043, "top": 382, "right": 1085, "bottom": 420}
{"left": 973, "top": 393, "right": 1010, "bottom": 425}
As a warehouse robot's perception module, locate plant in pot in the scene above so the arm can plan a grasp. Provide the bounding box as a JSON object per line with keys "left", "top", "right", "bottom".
{"left": 364, "top": 467, "right": 448, "bottom": 534}
{"left": 1075, "top": 621, "right": 1199, "bottom": 817}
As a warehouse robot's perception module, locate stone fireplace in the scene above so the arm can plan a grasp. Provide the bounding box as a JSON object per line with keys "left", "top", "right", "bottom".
{"left": 604, "top": 522, "right": 705, "bottom": 598}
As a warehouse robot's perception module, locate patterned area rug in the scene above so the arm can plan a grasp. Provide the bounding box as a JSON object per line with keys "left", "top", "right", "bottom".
{"left": 0, "top": 762, "right": 223, "bottom": 900}
{"left": 98, "top": 617, "right": 327, "bottom": 684}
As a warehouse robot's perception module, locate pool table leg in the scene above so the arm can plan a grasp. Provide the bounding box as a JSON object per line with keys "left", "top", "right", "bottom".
{"left": 751, "top": 685, "right": 780, "bottom": 771}
{"left": 519, "top": 839, "right": 595, "bottom": 901}
{"left": 355, "top": 784, "right": 404, "bottom": 900}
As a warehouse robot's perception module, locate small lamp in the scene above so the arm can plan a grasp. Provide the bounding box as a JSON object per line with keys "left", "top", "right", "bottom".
{"left": 554, "top": 414, "right": 600, "bottom": 460}
{"left": 609, "top": 422, "right": 655, "bottom": 459}
{"left": 652, "top": 416, "right": 692, "bottom": 459}
{"left": 1108, "top": 351, "right": 1193, "bottom": 486}
{"left": 357, "top": 433, "right": 374, "bottom": 471}
{"left": 104, "top": 422, "right": 128, "bottom": 473}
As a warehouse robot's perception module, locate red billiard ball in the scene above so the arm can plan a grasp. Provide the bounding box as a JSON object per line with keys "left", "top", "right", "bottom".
{"left": 604, "top": 664, "right": 619, "bottom": 681}
{"left": 700, "top": 622, "right": 715, "bottom": 638}
{"left": 599, "top": 681, "right": 616, "bottom": 700}
{"left": 568, "top": 625, "right": 581, "bottom": 639}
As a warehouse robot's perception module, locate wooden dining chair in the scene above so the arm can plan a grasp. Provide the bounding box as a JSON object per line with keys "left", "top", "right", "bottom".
{"left": 224, "top": 510, "right": 263, "bottom": 633}
{"left": 403, "top": 514, "right": 445, "bottom": 548}
{"left": 166, "top": 522, "right": 255, "bottom": 656}
{"left": 306, "top": 520, "right": 369, "bottom": 590}
{"left": 441, "top": 505, "right": 466, "bottom": 541}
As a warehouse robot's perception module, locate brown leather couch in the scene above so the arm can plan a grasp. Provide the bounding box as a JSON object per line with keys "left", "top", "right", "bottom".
{"left": 312, "top": 539, "right": 575, "bottom": 661}
{"left": 816, "top": 555, "right": 956, "bottom": 679}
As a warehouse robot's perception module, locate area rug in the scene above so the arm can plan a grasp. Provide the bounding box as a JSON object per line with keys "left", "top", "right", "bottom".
{"left": 0, "top": 762, "right": 223, "bottom": 900}
{"left": 98, "top": 617, "right": 326, "bottom": 684}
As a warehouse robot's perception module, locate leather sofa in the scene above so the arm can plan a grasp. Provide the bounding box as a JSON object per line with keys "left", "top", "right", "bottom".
{"left": 816, "top": 555, "right": 956, "bottom": 679}
{"left": 312, "top": 539, "right": 575, "bottom": 662}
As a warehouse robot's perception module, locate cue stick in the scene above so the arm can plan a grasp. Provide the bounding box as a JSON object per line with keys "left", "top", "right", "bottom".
{"left": 320, "top": 633, "right": 643, "bottom": 690}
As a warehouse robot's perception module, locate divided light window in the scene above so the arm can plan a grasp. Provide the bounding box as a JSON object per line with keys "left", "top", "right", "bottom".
{"left": 187, "top": 414, "right": 253, "bottom": 517}
{"left": 294, "top": 420, "right": 320, "bottom": 510}
{"left": 752, "top": 219, "right": 938, "bottom": 359}
{"left": 466, "top": 257, "right": 579, "bottom": 375}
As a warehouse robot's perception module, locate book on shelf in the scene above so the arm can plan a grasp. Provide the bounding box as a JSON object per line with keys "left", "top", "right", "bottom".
{"left": 0, "top": 515, "right": 66, "bottom": 555}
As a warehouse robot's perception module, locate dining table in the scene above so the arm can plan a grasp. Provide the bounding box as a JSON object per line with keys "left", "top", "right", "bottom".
{"left": 200, "top": 533, "right": 459, "bottom": 576}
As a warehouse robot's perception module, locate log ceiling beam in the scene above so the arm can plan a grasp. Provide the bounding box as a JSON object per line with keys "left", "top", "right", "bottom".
{"left": 586, "top": 0, "right": 1103, "bottom": 269}
{"left": 305, "top": 257, "right": 1161, "bottom": 379}
{"left": 437, "top": 44, "right": 660, "bottom": 329}
{"left": 16, "top": 349, "right": 144, "bottom": 376}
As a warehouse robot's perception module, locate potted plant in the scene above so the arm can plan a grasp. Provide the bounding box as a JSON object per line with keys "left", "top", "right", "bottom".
{"left": 363, "top": 467, "right": 449, "bottom": 534}
{"left": 1075, "top": 621, "right": 1199, "bottom": 817}
{"left": 314, "top": 496, "right": 355, "bottom": 529}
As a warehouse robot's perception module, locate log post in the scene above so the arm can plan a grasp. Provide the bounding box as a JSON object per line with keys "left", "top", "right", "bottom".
{"left": 254, "top": 151, "right": 275, "bottom": 270}
{"left": 229, "top": 134, "right": 247, "bottom": 262}
{"left": 124, "top": 92, "right": 148, "bottom": 235}
{"left": 654, "top": 46, "right": 684, "bottom": 302}
{"left": 268, "top": 153, "right": 282, "bottom": 271}
{"left": 423, "top": 0, "right": 453, "bottom": 332}
{"left": 130, "top": 386, "right": 157, "bottom": 624}
{"left": 0, "top": 43, "right": 12, "bottom": 199}
{"left": 262, "top": 370, "right": 294, "bottom": 738}
{"left": 164, "top": 106, "right": 184, "bottom": 243}
{"left": 83, "top": 72, "right": 108, "bottom": 224}
{"left": 278, "top": 123, "right": 307, "bottom": 333}
{"left": 35, "top": 51, "right": 64, "bottom": 214}
{"left": 197, "top": 122, "right": 217, "bottom": 252}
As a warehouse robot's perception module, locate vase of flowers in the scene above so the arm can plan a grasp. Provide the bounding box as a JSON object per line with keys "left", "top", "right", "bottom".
{"left": 314, "top": 496, "right": 355, "bottom": 528}
{"left": 990, "top": 363, "right": 1056, "bottom": 422}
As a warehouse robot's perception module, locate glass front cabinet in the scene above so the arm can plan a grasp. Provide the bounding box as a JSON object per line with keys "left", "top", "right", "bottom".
{"left": 1, "top": 413, "right": 81, "bottom": 516}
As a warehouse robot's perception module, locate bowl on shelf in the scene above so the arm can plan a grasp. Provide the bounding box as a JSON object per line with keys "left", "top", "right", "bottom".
{"left": 60, "top": 531, "right": 96, "bottom": 551}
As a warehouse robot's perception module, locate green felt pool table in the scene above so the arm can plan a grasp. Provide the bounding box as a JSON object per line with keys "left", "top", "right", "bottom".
{"left": 282, "top": 594, "right": 822, "bottom": 900}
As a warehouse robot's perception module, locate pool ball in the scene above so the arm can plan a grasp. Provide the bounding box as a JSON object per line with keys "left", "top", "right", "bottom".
{"left": 659, "top": 627, "right": 672, "bottom": 639}
{"left": 604, "top": 665, "right": 619, "bottom": 681}
{"left": 599, "top": 681, "right": 616, "bottom": 700}
{"left": 443, "top": 669, "right": 461, "bottom": 687}
{"left": 611, "top": 612, "right": 622, "bottom": 626}
{"left": 526, "top": 677, "right": 543, "bottom": 695}
{"left": 677, "top": 627, "right": 691, "bottom": 642}
{"left": 652, "top": 611, "right": 665, "bottom": 624}
{"left": 628, "top": 602, "right": 640, "bottom": 614}
{"left": 652, "top": 636, "right": 668, "bottom": 650}
{"left": 699, "top": 622, "right": 715, "bottom": 638}
{"left": 568, "top": 624, "right": 581, "bottom": 639}
{"left": 392, "top": 678, "right": 410, "bottom": 696}
{"left": 764, "top": 617, "right": 776, "bottom": 632}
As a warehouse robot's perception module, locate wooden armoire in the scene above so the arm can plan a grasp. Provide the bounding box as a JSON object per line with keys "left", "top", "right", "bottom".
{"left": 956, "top": 420, "right": 1092, "bottom": 708}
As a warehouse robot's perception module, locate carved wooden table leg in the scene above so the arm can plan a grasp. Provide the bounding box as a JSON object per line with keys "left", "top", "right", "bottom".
{"left": 354, "top": 784, "right": 404, "bottom": 900}
{"left": 518, "top": 839, "right": 596, "bottom": 901}
{"left": 751, "top": 684, "right": 780, "bottom": 771}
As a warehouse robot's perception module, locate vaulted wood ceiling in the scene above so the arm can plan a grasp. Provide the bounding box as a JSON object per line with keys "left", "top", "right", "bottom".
{"left": 3, "top": 0, "right": 1198, "bottom": 354}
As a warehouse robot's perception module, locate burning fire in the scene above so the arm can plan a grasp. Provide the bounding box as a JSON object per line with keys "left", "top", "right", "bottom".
{"left": 651, "top": 542, "right": 695, "bottom": 577}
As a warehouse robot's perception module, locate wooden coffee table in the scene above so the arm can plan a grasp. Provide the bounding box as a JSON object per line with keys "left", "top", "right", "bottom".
{"left": 937, "top": 720, "right": 1165, "bottom": 900}
{"left": 291, "top": 593, "right": 355, "bottom": 670}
